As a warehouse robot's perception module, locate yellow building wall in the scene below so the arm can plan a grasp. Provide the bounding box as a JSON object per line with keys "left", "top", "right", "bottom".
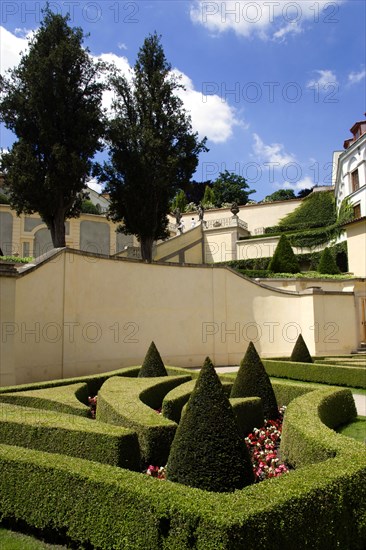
{"left": 0, "top": 249, "right": 359, "bottom": 386}
{"left": 346, "top": 220, "right": 366, "bottom": 277}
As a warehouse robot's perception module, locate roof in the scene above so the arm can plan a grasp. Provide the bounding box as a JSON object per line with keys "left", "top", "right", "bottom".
{"left": 341, "top": 216, "right": 366, "bottom": 228}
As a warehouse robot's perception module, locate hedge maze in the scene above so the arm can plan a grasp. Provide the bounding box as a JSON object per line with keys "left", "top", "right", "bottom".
{"left": 0, "top": 356, "right": 365, "bottom": 549}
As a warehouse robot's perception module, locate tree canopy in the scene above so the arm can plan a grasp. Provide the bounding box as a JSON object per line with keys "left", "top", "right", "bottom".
{"left": 97, "top": 33, "right": 207, "bottom": 261}
{"left": 0, "top": 8, "right": 105, "bottom": 248}
{"left": 212, "top": 171, "right": 255, "bottom": 207}
{"left": 263, "top": 189, "right": 295, "bottom": 202}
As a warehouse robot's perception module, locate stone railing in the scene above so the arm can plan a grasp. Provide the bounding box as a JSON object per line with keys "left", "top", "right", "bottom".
{"left": 203, "top": 217, "right": 248, "bottom": 231}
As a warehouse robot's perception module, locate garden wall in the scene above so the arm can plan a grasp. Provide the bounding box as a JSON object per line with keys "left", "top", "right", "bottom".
{"left": 0, "top": 248, "right": 359, "bottom": 386}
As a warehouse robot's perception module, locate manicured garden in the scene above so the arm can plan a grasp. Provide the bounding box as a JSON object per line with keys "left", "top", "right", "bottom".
{"left": 0, "top": 340, "right": 365, "bottom": 549}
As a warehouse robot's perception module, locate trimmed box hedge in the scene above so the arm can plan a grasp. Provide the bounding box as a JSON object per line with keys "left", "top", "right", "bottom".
{"left": 0, "top": 402, "right": 140, "bottom": 470}
{"left": 262, "top": 359, "right": 366, "bottom": 389}
{"left": 162, "top": 379, "right": 232, "bottom": 423}
{"left": 0, "top": 370, "right": 365, "bottom": 548}
{"left": 97, "top": 375, "right": 191, "bottom": 465}
{"left": 0, "top": 383, "right": 365, "bottom": 549}
{"left": 280, "top": 388, "right": 358, "bottom": 468}
{"left": 0, "top": 383, "right": 90, "bottom": 416}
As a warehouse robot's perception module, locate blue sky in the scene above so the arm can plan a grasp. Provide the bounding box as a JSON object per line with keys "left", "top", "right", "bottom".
{"left": 1, "top": 0, "right": 365, "bottom": 200}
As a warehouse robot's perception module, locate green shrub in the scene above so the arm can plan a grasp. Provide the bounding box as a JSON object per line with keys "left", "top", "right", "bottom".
{"left": 162, "top": 379, "right": 232, "bottom": 423}
{"left": 290, "top": 334, "right": 313, "bottom": 363}
{"left": 268, "top": 234, "right": 299, "bottom": 274}
{"left": 0, "top": 402, "right": 140, "bottom": 470}
{"left": 0, "top": 383, "right": 90, "bottom": 416}
{"left": 317, "top": 247, "right": 340, "bottom": 275}
{"left": 230, "top": 397, "right": 264, "bottom": 437}
{"left": 0, "top": 376, "right": 365, "bottom": 548}
{"left": 280, "top": 388, "right": 358, "bottom": 468}
{"left": 0, "top": 385, "right": 365, "bottom": 548}
{"left": 138, "top": 341, "right": 168, "bottom": 378}
{"left": 96, "top": 375, "right": 190, "bottom": 465}
{"left": 166, "top": 357, "right": 254, "bottom": 492}
{"left": 230, "top": 342, "right": 279, "bottom": 420}
{"left": 262, "top": 359, "right": 366, "bottom": 389}
{"left": 224, "top": 242, "right": 348, "bottom": 273}
{"left": 80, "top": 199, "right": 100, "bottom": 214}
{"left": 0, "top": 193, "right": 10, "bottom": 204}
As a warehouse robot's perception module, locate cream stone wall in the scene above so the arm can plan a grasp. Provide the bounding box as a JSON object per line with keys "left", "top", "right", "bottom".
{"left": 345, "top": 219, "right": 366, "bottom": 277}
{"left": 0, "top": 249, "right": 359, "bottom": 386}
{"left": 171, "top": 199, "right": 302, "bottom": 235}
{"left": 154, "top": 225, "right": 203, "bottom": 263}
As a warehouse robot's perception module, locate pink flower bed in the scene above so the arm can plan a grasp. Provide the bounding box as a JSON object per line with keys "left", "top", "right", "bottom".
{"left": 146, "top": 406, "right": 289, "bottom": 482}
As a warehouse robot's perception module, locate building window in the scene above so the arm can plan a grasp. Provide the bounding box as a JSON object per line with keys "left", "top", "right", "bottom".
{"left": 351, "top": 169, "right": 359, "bottom": 192}
{"left": 353, "top": 203, "right": 361, "bottom": 219}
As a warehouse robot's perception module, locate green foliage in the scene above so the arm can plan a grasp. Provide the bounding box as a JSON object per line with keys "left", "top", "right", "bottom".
{"left": 263, "top": 192, "right": 353, "bottom": 249}
{"left": 96, "top": 375, "right": 190, "bottom": 465}
{"left": 138, "top": 341, "right": 168, "bottom": 377}
{"left": 0, "top": 383, "right": 90, "bottom": 416}
{"left": 230, "top": 342, "right": 279, "bottom": 420}
{"left": 212, "top": 170, "right": 255, "bottom": 207}
{"left": 0, "top": 193, "right": 10, "bottom": 204}
{"left": 0, "top": 370, "right": 365, "bottom": 549}
{"left": 317, "top": 247, "right": 340, "bottom": 274}
{"left": 0, "top": 402, "right": 141, "bottom": 470}
{"left": 262, "top": 359, "right": 366, "bottom": 389}
{"left": 167, "top": 357, "right": 254, "bottom": 492}
{"left": 80, "top": 199, "right": 100, "bottom": 215}
{"left": 162, "top": 379, "right": 232, "bottom": 423}
{"left": 171, "top": 189, "right": 187, "bottom": 212}
{"left": 0, "top": 8, "right": 105, "bottom": 248}
{"left": 290, "top": 334, "right": 313, "bottom": 363}
{"left": 277, "top": 191, "right": 336, "bottom": 231}
{"left": 227, "top": 242, "right": 348, "bottom": 273}
{"left": 280, "top": 388, "right": 358, "bottom": 468}
{"left": 97, "top": 33, "right": 207, "bottom": 261}
{"left": 230, "top": 397, "right": 264, "bottom": 437}
{"left": 268, "top": 234, "right": 300, "bottom": 274}
{"left": 263, "top": 189, "right": 295, "bottom": 202}
{"left": 201, "top": 184, "right": 216, "bottom": 207}
{"left": 0, "top": 255, "right": 33, "bottom": 263}
{"left": 0, "top": 385, "right": 365, "bottom": 549}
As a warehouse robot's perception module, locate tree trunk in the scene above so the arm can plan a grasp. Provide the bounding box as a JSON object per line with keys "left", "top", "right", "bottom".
{"left": 49, "top": 213, "right": 66, "bottom": 248}
{"left": 140, "top": 236, "right": 154, "bottom": 262}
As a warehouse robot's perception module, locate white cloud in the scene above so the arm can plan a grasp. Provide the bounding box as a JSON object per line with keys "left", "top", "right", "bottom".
{"left": 281, "top": 176, "right": 314, "bottom": 191}
{"left": 87, "top": 177, "right": 103, "bottom": 194}
{"left": 172, "top": 69, "right": 240, "bottom": 143}
{"left": 348, "top": 68, "right": 366, "bottom": 85}
{"left": 307, "top": 69, "right": 338, "bottom": 89}
{"left": 252, "top": 133, "right": 295, "bottom": 167}
{"left": 0, "top": 26, "right": 30, "bottom": 75}
{"left": 117, "top": 42, "right": 127, "bottom": 51}
{"left": 190, "top": 1, "right": 344, "bottom": 41}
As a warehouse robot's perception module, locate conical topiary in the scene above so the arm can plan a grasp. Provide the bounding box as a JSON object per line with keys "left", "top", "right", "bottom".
{"left": 317, "top": 247, "right": 340, "bottom": 275}
{"left": 138, "top": 341, "right": 168, "bottom": 377}
{"left": 268, "top": 234, "right": 300, "bottom": 274}
{"left": 230, "top": 342, "right": 279, "bottom": 420}
{"left": 166, "top": 357, "right": 254, "bottom": 492}
{"left": 290, "top": 334, "right": 313, "bottom": 363}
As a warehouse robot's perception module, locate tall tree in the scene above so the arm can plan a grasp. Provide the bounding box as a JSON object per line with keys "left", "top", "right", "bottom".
{"left": 212, "top": 170, "right": 255, "bottom": 207}
{"left": 98, "top": 33, "right": 207, "bottom": 262}
{"left": 263, "top": 189, "right": 295, "bottom": 202}
{"left": 0, "top": 8, "right": 105, "bottom": 248}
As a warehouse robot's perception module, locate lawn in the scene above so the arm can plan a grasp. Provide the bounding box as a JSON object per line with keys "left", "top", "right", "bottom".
{"left": 0, "top": 527, "right": 66, "bottom": 549}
